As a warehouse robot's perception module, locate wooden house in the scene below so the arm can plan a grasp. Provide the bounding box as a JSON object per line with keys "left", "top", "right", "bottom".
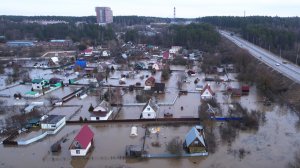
{"left": 184, "top": 125, "right": 207, "bottom": 153}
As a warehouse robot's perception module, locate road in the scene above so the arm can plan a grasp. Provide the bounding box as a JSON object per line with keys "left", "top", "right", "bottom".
{"left": 219, "top": 30, "right": 300, "bottom": 84}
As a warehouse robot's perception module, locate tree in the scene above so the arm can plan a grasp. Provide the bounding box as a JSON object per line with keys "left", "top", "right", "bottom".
{"left": 161, "top": 65, "right": 171, "bottom": 81}
{"left": 88, "top": 104, "right": 94, "bottom": 112}
{"left": 45, "top": 95, "right": 59, "bottom": 105}
{"left": 166, "top": 137, "right": 182, "bottom": 155}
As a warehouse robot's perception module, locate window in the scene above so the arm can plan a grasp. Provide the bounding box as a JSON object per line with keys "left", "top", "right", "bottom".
{"left": 37, "top": 86, "right": 40, "bottom": 88}
{"left": 76, "top": 150, "right": 80, "bottom": 154}
{"left": 96, "top": 117, "right": 99, "bottom": 120}
{"left": 147, "top": 107, "right": 150, "bottom": 111}
{"left": 148, "top": 113, "right": 151, "bottom": 117}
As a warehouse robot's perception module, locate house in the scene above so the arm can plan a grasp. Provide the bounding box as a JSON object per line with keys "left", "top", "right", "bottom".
{"left": 141, "top": 99, "right": 159, "bottom": 119}
{"left": 152, "top": 63, "right": 160, "bottom": 70}
{"left": 75, "top": 59, "right": 87, "bottom": 69}
{"left": 69, "top": 125, "right": 94, "bottom": 156}
{"left": 145, "top": 76, "right": 156, "bottom": 87}
{"left": 135, "top": 62, "right": 146, "bottom": 70}
{"left": 82, "top": 48, "right": 93, "bottom": 57}
{"left": 200, "top": 84, "right": 214, "bottom": 100}
{"left": 187, "top": 70, "right": 196, "bottom": 76}
{"left": 183, "top": 125, "right": 207, "bottom": 153}
{"left": 169, "top": 46, "right": 182, "bottom": 54}
{"left": 32, "top": 79, "right": 49, "bottom": 90}
{"left": 152, "top": 83, "right": 165, "bottom": 93}
{"left": 102, "top": 50, "right": 110, "bottom": 57}
{"left": 49, "top": 78, "right": 63, "bottom": 87}
{"left": 162, "top": 51, "right": 171, "bottom": 60}
{"left": 241, "top": 85, "right": 250, "bottom": 95}
{"left": 40, "top": 115, "right": 66, "bottom": 134}
{"left": 90, "top": 100, "right": 113, "bottom": 121}
{"left": 126, "top": 145, "right": 142, "bottom": 157}
{"left": 195, "top": 84, "right": 204, "bottom": 91}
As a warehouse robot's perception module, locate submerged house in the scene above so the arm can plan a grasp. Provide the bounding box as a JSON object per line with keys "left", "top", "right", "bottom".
{"left": 184, "top": 125, "right": 207, "bottom": 153}
{"left": 40, "top": 115, "right": 66, "bottom": 134}
{"left": 32, "top": 79, "right": 49, "bottom": 90}
{"left": 151, "top": 83, "right": 165, "bottom": 93}
{"left": 145, "top": 76, "right": 156, "bottom": 87}
{"left": 90, "top": 100, "right": 113, "bottom": 121}
{"left": 200, "top": 84, "right": 214, "bottom": 100}
{"left": 69, "top": 125, "right": 94, "bottom": 156}
{"left": 141, "top": 99, "right": 159, "bottom": 119}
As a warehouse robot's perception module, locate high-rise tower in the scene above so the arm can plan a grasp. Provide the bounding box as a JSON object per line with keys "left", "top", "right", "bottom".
{"left": 95, "top": 7, "right": 113, "bottom": 25}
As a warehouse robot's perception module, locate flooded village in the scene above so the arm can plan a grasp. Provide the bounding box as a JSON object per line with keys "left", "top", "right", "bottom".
{"left": 0, "top": 16, "right": 300, "bottom": 168}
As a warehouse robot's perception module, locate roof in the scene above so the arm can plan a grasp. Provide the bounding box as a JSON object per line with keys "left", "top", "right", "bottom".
{"left": 41, "top": 115, "right": 65, "bottom": 124}
{"left": 32, "top": 79, "right": 47, "bottom": 84}
{"left": 201, "top": 84, "right": 214, "bottom": 95}
{"left": 142, "top": 99, "right": 159, "bottom": 112}
{"left": 185, "top": 126, "right": 205, "bottom": 147}
{"left": 145, "top": 76, "right": 156, "bottom": 85}
{"left": 74, "top": 125, "right": 94, "bottom": 149}
{"left": 163, "top": 51, "right": 169, "bottom": 59}
{"left": 93, "top": 100, "right": 111, "bottom": 113}
{"left": 152, "top": 83, "right": 165, "bottom": 92}
{"left": 242, "top": 85, "right": 250, "bottom": 91}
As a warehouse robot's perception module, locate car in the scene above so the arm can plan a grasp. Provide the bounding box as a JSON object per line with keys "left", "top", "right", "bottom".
{"left": 275, "top": 63, "right": 280, "bottom": 66}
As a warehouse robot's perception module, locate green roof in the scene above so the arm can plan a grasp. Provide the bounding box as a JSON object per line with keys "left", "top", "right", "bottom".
{"left": 25, "top": 91, "right": 38, "bottom": 95}
{"left": 32, "top": 79, "right": 48, "bottom": 84}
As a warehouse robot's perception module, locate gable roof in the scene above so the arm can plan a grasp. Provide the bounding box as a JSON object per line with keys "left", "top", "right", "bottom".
{"left": 145, "top": 76, "right": 156, "bottom": 85}
{"left": 93, "top": 100, "right": 111, "bottom": 112}
{"left": 142, "top": 99, "right": 159, "bottom": 112}
{"left": 74, "top": 125, "right": 94, "bottom": 149}
{"left": 163, "top": 51, "right": 169, "bottom": 59}
{"left": 201, "top": 84, "right": 214, "bottom": 95}
{"left": 32, "top": 79, "right": 47, "bottom": 84}
{"left": 185, "top": 126, "right": 205, "bottom": 147}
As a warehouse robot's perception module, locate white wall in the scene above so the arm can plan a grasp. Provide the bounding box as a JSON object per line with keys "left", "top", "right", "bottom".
{"left": 70, "top": 142, "right": 91, "bottom": 156}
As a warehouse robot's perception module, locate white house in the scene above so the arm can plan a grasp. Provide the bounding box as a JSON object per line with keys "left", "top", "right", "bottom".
{"left": 200, "top": 84, "right": 215, "bottom": 100}
{"left": 90, "top": 100, "right": 113, "bottom": 121}
{"left": 32, "top": 79, "right": 49, "bottom": 90}
{"left": 69, "top": 125, "right": 94, "bottom": 156}
{"left": 40, "top": 115, "right": 66, "bottom": 134}
{"left": 152, "top": 63, "right": 160, "bottom": 70}
{"left": 102, "top": 50, "right": 110, "bottom": 57}
{"left": 141, "top": 99, "right": 159, "bottom": 119}
{"left": 169, "top": 46, "right": 182, "bottom": 54}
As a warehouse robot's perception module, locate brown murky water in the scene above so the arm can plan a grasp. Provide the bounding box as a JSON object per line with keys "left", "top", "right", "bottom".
{"left": 1, "top": 66, "right": 300, "bottom": 168}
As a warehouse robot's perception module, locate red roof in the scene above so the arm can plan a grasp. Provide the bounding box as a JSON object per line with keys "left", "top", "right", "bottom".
{"left": 241, "top": 85, "right": 250, "bottom": 91}
{"left": 74, "top": 125, "right": 94, "bottom": 149}
{"left": 201, "top": 84, "right": 214, "bottom": 95}
{"left": 163, "top": 51, "right": 169, "bottom": 59}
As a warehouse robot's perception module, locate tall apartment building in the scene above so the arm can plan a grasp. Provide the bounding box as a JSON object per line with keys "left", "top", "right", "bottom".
{"left": 95, "top": 7, "right": 113, "bottom": 25}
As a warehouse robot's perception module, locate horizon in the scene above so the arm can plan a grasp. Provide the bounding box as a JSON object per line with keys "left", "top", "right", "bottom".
{"left": 0, "top": 0, "right": 300, "bottom": 18}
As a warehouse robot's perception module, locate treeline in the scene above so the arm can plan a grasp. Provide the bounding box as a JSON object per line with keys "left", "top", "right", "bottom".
{"left": 0, "top": 15, "right": 190, "bottom": 26}
{"left": 0, "top": 15, "right": 96, "bottom": 23}
{"left": 199, "top": 16, "right": 300, "bottom": 64}
{"left": 0, "top": 20, "right": 115, "bottom": 44}
{"left": 124, "top": 23, "right": 220, "bottom": 50}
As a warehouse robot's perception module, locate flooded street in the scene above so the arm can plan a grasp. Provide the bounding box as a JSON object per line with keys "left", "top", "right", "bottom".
{"left": 0, "top": 103, "right": 299, "bottom": 168}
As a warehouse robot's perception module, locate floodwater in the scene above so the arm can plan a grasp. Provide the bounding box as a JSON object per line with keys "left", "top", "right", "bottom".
{"left": 1, "top": 104, "right": 299, "bottom": 168}
{"left": 1, "top": 65, "right": 300, "bottom": 168}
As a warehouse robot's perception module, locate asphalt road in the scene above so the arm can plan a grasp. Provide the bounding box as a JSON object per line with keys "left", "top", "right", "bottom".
{"left": 219, "top": 30, "right": 300, "bottom": 84}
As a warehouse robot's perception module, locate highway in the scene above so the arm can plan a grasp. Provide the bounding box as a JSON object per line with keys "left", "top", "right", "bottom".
{"left": 219, "top": 30, "right": 300, "bottom": 84}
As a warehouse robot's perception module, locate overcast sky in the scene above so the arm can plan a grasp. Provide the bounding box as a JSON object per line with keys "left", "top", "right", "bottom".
{"left": 0, "top": 0, "right": 300, "bottom": 18}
